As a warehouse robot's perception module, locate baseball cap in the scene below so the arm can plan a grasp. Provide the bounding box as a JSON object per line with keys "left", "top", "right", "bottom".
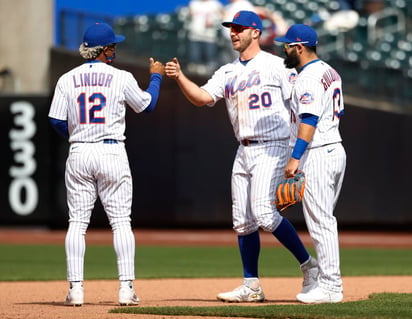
{"left": 275, "top": 24, "right": 318, "bottom": 46}
{"left": 83, "top": 23, "right": 125, "bottom": 47}
{"left": 222, "top": 10, "right": 263, "bottom": 32}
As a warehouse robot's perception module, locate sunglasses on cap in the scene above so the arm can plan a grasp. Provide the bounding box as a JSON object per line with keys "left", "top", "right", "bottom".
{"left": 283, "top": 41, "right": 309, "bottom": 49}
{"left": 230, "top": 25, "right": 256, "bottom": 33}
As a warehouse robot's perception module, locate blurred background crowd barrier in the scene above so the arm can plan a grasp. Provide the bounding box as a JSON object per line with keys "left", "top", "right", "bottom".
{"left": 57, "top": 0, "right": 412, "bottom": 113}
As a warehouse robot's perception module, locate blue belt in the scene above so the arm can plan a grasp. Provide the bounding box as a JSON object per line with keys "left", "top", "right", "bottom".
{"left": 103, "top": 139, "right": 118, "bottom": 144}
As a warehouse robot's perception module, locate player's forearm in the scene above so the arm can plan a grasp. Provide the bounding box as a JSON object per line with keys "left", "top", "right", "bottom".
{"left": 175, "top": 73, "right": 212, "bottom": 107}
{"left": 291, "top": 123, "right": 316, "bottom": 160}
{"left": 144, "top": 73, "right": 163, "bottom": 112}
{"left": 297, "top": 122, "right": 316, "bottom": 143}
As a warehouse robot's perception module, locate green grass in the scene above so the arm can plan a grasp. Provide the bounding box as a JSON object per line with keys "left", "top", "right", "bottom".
{"left": 0, "top": 244, "right": 411, "bottom": 318}
{"left": 0, "top": 245, "right": 411, "bottom": 280}
{"left": 110, "top": 293, "right": 412, "bottom": 319}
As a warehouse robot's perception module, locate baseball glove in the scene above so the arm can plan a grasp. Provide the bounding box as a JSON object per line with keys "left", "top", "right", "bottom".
{"left": 274, "top": 171, "right": 305, "bottom": 212}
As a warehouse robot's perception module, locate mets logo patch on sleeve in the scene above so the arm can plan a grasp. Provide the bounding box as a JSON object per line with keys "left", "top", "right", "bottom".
{"left": 299, "top": 91, "right": 314, "bottom": 104}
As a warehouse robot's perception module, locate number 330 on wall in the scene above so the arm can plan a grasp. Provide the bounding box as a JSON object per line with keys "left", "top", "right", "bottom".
{"left": 9, "top": 101, "right": 38, "bottom": 216}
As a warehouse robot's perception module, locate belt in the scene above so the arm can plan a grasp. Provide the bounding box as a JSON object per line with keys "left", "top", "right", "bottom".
{"left": 241, "top": 139, "right": 268, "bottom": 146}
{"left": 103, "top": 139, "right": 118, "bottom": 144}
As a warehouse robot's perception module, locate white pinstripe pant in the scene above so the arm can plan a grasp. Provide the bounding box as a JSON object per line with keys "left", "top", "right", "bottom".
{"left": 64, "top": 142, "right": 135, "bottom": 282}
{"left": 231, "top": 140, "right": 288, "bottom": 235}
{"left": 300, "top": 142, "right": 346, "bottom": 292}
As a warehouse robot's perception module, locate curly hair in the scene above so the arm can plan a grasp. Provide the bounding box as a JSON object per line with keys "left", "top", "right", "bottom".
{"left": 79, "top": 43, "right": 104, "bottom": 60}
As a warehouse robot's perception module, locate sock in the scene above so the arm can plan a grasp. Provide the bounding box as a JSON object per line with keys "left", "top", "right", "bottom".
{"left": 272, "top": 217, "right": 310, "bottom": 264}
{"left": 120, "top": 280, "right": 133, "bottom": 289}
{"left": 70, "top": 281, "right": 82, "bottom": 289}
{"left": 238, "top": 230, "right": 260, "bottom": 278}
{"left": 244, "top": 277, "right": 260, "bottom": 290}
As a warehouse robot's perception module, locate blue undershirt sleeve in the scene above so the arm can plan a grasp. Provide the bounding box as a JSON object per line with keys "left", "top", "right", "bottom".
{"left": 49, "top": 117, "right": 69, "bottom": 139}
{"left": 300, "top": 113, "right": 319, "bottom": 127}
{"left": 144, "top": 73, "right": 163, "bottom": 112}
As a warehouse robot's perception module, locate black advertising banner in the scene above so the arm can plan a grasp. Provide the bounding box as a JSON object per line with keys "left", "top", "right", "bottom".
{"left": 2, "top": 91, "right": 412, "bottom": 228}
{"left": 0, "top": 96, "right": 55, "bottom": 225}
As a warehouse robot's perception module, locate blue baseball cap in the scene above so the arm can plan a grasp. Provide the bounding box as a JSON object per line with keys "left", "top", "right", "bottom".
{"left": 275, "top": 24, "right": 318, "bottom": 46}
{"left": 83, "top": 23, "right": 125, "bottom": 47}
{"left": 222, "top": 10, "right": 263, "bottom": 32}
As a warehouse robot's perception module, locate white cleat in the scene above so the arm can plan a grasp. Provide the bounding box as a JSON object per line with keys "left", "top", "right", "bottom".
{"left": 300, "top": 256, "right": 319, "bottom": 294}
{"left": 64, "top": 286, "right": 84, "bottom": 306}
{"left": 296, "top": 286, "right": 343, "bottom": 304}
{"left": 217, "top": 284, "right": 265, "bottom": 303}
{"left": 118, "top": 286, "right": 140, "bottom": 306}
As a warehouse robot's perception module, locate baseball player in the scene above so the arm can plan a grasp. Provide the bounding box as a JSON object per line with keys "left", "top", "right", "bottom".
{"left": 275, "top": 24, "right": 346, "bottom": 303}
{"left": 165, "top": 11, "right": 318, "bottom": 302}
{"left": 48, "top": 22, "right": 165, "bottom": 306}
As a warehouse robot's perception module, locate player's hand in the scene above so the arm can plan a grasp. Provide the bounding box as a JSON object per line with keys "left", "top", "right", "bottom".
{"left": 284, "top": 158, "right": 300, "bottom": 178}
{"left": 149, "top": 57, "right": 165, "bottom": 76}
{"left": 165, "top": 57, "right": 182, "bottom": 80}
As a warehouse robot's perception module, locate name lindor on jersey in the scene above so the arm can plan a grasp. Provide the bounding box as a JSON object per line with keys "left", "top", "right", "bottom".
{"left": 72, "top": 72, "right": 114, "bottom": 88}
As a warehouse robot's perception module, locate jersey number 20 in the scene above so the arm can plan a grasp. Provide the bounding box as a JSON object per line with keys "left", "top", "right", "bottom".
{"left": 249, "top": 92, "right": 272, "bottom": 109}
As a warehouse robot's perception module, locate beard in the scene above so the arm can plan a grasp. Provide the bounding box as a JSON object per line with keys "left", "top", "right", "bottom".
{"left": 233, "top": 31, "right": 253, "bottom": 53}
{"left": 284, "top": 49, "right": 300, "bottom": 69}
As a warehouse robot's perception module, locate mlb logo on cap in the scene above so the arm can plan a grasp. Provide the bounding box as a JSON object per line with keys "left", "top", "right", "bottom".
{"left": 222, "top": 10, "right": 263, "bottom": 32}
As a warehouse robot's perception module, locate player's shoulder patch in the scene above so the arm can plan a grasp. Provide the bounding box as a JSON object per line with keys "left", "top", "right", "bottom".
{"left": 288, "top": 71, "right": 298, "bottom": 84}
{"left": 299, "top": 91, "right": 314, "bottom": 104}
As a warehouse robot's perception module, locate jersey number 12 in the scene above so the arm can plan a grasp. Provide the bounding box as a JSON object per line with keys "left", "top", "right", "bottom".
{"left": 77, "top": 92, "right": 106, "bottom": 124}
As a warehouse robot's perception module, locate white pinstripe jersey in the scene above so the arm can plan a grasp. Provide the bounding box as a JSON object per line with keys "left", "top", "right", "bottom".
{"left": 201, "top": 51, "right": 296, "bottom": 142}
{"left": 49, "top": 61, "right": 151, "bottom": 143}
{"left": 289, "top": 59, "right": 344, "bottom": 148}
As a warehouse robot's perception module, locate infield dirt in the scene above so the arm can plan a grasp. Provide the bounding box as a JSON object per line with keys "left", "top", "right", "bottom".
{"left": 1, "top": 228, "right": 411, "bottom": 319}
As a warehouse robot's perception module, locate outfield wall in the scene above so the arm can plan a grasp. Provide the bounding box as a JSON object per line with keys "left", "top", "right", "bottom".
{"left": 0, "top": 48, "right": 410, "bottom": 229}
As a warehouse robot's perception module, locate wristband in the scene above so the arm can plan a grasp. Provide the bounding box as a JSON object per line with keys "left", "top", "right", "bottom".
{"left": 291, "top": 138, "right": 309, "bottom": 160}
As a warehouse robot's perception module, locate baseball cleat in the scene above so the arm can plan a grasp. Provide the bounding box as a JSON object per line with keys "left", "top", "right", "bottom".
{"left": 118, "top": 286, "right": 140, "bottom": 306}
{"left": 296, "top": 286, "right": 343, "bottom": 304}
{"left": 64, "top": 286, "right": 84, "bottom": 306}
{"left": 300, "top": 256, "right": 319, "bottom": 294}
{"left": 217, "top": 284, "right": 265, "bottom": 303}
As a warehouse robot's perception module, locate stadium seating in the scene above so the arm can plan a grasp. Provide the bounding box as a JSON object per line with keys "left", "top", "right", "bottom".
{"left": 59, "top": 0, "right": 412, "bottom": 110}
